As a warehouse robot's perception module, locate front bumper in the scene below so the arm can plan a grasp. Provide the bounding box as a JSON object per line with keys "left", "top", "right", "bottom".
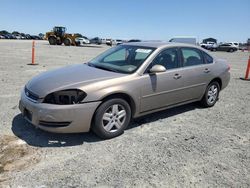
{"left": 19, "top": 89, "right": 101, "bottom": 133}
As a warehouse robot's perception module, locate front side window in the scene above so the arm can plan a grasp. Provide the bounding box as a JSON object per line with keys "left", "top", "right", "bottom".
{"left": 88, "top": 45, "right": 155, "bottom": 74}
{"left": 181, "top": 48, "right": 204, "bottom": 67}
{"left": 147, "top": 48, "right": 179, "bottom": 71}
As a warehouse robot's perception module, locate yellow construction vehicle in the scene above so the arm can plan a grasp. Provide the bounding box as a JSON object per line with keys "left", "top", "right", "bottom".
{"left": 45, "top": 26, "right": 79, "bottom": 46}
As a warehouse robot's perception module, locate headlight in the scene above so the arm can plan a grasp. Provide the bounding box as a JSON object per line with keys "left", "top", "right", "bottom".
{"left": 43, "top": 89, "right": 87, "bottom": 105}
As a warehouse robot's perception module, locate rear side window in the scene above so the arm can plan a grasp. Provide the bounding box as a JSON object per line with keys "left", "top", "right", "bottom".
{"left": 181, "top": 48, "right": 204, "bottom": 67}
{"left": 203, "top": 52, "right": 213, "bottom": 64}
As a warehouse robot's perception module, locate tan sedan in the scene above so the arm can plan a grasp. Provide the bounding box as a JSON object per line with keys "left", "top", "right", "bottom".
{"left": 19, "top": 42, "right": 230, "bottom": 138}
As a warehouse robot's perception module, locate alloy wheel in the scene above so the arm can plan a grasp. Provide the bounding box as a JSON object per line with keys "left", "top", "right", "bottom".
{"left": 207, "top": 85, "right": 218, "bottom": 105}
{"left": 102, "top": 104, "right": 126, "bottom": 132}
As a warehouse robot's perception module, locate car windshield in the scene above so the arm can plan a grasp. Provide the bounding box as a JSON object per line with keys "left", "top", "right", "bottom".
{"left": 88, "top": 45, "right": 155, "bottom": 74}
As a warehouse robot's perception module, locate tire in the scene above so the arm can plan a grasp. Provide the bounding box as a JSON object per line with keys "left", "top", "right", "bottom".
{"left": 200, "top": 81, "right": 220, "bottom": 107}
{"left": 48, "top": 36, "right": 57, "bottom": 45}
{"left": 64, "top": 38, "right": 71, "bottom": 46}
{"left": 92, "top": 98, "right": 131, "bottom": 139}
{"left": 229, "top": 48, "right": 234, "bottom": 52}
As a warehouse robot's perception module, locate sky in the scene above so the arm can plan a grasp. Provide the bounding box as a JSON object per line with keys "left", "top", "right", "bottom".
{"left": 0, "top": 0, "right": 250, "bottom": 43}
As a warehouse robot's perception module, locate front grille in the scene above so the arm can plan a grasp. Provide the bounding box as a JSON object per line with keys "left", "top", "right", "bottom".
{"left": 39, "top": 121, "right": 71, "bottom": 127}
{"left": 25, "top": 87, "right": 39, "bottom": 101}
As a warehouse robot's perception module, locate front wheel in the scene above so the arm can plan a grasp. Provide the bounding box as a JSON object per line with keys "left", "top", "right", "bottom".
{"left": 92, "top": 98, "right": 131, "bottom": 139}
{"left": 48, "top": 36, "right": 57, "bottom": 45}
{"left": 64, "top": 38, "right": 71, "bottom": 46}
{"left": 200, "top": 82, "right": 220, "bottom": 107}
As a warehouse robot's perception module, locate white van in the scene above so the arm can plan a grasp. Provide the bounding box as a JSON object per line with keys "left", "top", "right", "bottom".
{"left": 169, "top": 36, "right": 197, "bottom": 45}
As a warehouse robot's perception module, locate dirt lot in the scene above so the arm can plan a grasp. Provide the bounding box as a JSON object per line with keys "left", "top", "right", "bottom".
{"left": 0, "top": 40, "right": 249, "bottom": 187}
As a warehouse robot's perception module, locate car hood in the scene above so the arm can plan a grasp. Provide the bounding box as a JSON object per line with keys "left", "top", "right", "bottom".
{"left": 26, "top": 64, "right": 124, "bottom": 98}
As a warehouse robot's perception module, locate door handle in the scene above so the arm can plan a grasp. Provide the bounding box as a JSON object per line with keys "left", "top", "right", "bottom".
{"left": 173, "top": 74, "right": 182, "bottom": 79}
{"left": 204, "top": 68, "right": 210, "bottom": 73}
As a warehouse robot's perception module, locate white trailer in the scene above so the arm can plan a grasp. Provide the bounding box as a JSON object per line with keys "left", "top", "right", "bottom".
{"left": 169, "top": 36, "right": 197, "bottom": 45}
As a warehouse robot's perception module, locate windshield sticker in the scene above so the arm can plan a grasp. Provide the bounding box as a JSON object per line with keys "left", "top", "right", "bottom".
{"left": 135, "top": 49, "right": 152, "bottom": 53}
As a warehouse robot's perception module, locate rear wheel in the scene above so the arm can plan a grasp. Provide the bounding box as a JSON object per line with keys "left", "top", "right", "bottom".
{"left": 64, "top": 38, "right": 71, "bottom": 46}
{"left": 92, "top": 98, "right": 131, "bottom": 139}
{"left": 229, "top": 48, "right": 234, "bottom": 52}
{"left": 201, "top": 82, "right": 220, "bottom": 107}
{"left": 48, "top": 36, "right": 57, "bottom": 45}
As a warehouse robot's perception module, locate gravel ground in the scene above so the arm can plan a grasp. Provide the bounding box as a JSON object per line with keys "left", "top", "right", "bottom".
{"left": 0, "top": 40, "right": 249, "bottom": 187}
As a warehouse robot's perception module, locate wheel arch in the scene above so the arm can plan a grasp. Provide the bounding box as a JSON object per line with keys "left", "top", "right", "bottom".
{"left": 201, "top": 77, "right": 222, "bottom": 99}
{"left": 90, "top": 92, "right": 137, "bottom": 131}
{"left": 100, "top": 92, "right": 136, "bottom": 117}
{"left": 48, "top": 35, "right": 56, "bottom": 40}
{"left": 209, "top": 77, "right": 222, "bottom": 89}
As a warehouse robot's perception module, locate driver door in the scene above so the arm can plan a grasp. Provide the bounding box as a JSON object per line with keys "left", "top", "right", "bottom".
{"left": 140, "top": 48, "right": 185, "bottom": 112}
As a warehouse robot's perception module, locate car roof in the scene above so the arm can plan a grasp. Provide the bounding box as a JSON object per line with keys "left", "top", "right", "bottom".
{"left": 122, "top": 41, "right": 200, "bottom": 49}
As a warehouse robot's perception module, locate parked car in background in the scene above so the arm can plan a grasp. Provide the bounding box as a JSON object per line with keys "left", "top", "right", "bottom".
{"left": 14, "top": 34, "right": 26, "bottom": 39}
{"left": 169, "top": 36, "right": 197, "bottom": 45}
{"left": 90, "top": 37, "right": 102, "bottom": 45}
{"left": 14, "top": 34, "right": 21, "bottom": 39}
{"left": 4, "top": 34, "right": 16, "bottom": 39}
{"left": 128, "top": 39, "right": 141, "bottom": 43}
{"left": 19, "top": 42, "right": 230, "bottom": 139}
{"left": 38, "top": 33, "right": 45, "bottom": 40}
{"left": 2, "top": 34, "right": 10, "bottom": 39}
{"left": 200, "top": 42, "right": 216, "bottom": 49}
{"left": 20, "top": 33, "right": 26, "bottom": 39}
{"left": 115, "top": 39, "right": 123, "bottom": 45}
{"left": 0, "top": 35, "right": 5, "bottom": 39}
{"left": 25, "top": 34, "right": 32, "bottom": 39}
{"left": 20, "top": 35, "right": 26, "bottom": 39}
{"left": 106, "top": 39, "right": 123, "bottom": 46}
{"left": 210, "top": 43, "right": 238, "bottom": 52}
{"left": 106, "top": 39, "right": 114, "bottom": 46}
{"left": 30, "top": 35, "right": 41, "bottom": 40}
{"left": 75, "top": 37, "right": 90, "bottom": 45}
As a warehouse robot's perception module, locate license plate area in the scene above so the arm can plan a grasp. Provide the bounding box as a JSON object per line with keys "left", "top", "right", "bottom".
{"left": 24, "top": 108, "right": 32, "bottom": 121}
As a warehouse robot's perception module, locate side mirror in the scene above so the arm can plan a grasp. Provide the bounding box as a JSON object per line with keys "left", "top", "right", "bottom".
{"left": 149, "top": 65, "right": 166, "bottom": 74}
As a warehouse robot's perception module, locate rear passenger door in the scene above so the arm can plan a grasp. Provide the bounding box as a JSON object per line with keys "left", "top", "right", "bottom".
{"left": 178, "top": 47, "right": 214, "bottom": 100}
